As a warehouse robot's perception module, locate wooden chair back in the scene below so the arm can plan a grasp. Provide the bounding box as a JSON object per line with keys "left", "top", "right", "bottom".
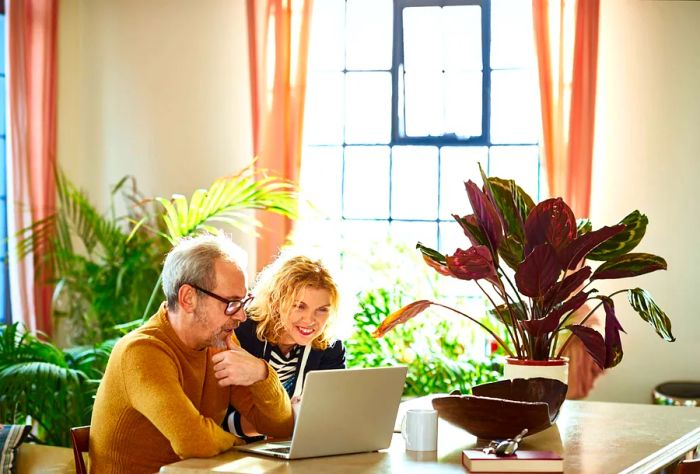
{"left": 677, "top": 458, "right": 700, "bottom": 474}
{"left": 70, "top": 426, "right": 90, "bottom": 474}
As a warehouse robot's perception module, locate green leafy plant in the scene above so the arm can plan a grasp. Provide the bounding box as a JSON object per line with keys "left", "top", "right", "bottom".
{"left": 0, "top": 322, "right": 114, "bottom": 447}
{"left": 373, "top": 165, "right": 674, "bottom": 370}
{"left": 17, "top": 164, "right": 298, "bottom": 343}
{"left": 139, "top": 164, "right": 298, "bottom": 320}
{"left": 18, "top": 171, "right": 168, "bottom": 344}
{"left": 347, "top": 288, "right": 502, "bottom": 396}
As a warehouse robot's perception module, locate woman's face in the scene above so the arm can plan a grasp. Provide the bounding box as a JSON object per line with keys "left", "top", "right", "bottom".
{"left": 278, "top": 287, "right": 332, "bottom": 347}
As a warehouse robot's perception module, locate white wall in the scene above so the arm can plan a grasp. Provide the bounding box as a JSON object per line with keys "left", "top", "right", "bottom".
{"left": 588, "top": 0, "right": 700, "bottom": 402}
{"left": 57, "top": 0, "right": 256, "bottom": 266}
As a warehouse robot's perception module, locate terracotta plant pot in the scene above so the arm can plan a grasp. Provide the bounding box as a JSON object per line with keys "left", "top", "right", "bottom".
{"left": 431, "top": 377, "right": 568, "bottom": 440}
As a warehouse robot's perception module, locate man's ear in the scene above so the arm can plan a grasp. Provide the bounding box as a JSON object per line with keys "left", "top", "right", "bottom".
{"left": 178, "top": 284, "right": 198, "bottom": 313}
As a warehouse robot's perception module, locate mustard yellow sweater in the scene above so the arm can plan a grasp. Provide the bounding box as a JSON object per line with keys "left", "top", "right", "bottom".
{"left": 89, "top": 304, "right": 293, "bottom": 473}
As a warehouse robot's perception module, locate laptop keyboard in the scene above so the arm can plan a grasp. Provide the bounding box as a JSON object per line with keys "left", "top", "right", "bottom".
{"left": 265, "top": 446, "right": 291, "bottom": 454}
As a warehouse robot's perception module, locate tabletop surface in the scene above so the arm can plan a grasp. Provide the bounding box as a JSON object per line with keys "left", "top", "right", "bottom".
{"left": 161, "top": 398, "right": 700, "bottom": 474}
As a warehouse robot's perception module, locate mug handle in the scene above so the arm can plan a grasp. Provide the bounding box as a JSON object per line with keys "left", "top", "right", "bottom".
{"left": 401, "top": 414, "right": 411, "bottom": 449}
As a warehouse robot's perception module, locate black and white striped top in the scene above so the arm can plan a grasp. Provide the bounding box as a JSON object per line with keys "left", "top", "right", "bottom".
{"left": 269, "top": 345, "right": 302, "bottom": 395}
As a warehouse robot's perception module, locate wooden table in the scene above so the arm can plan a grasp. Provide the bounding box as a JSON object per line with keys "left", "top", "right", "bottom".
{"left": 161, "top": 399, "right": 700, "bottom": 473}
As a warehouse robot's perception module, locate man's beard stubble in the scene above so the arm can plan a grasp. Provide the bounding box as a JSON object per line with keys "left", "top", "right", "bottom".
{"left": 194, "top": 303, "right": 238, "bottom": 349}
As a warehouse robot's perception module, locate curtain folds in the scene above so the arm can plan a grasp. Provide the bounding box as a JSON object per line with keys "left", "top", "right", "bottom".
{"left": 247, "top": 0, "right": 313, "bottom": 270}
{"left": 532, "top": 0, "right": 601, "bottom": 400}
{"left": 7, "top": 0, "right": 59, "bottom": 335}
{"left": 532, "top": 0, "right": 600, "bottom": 218}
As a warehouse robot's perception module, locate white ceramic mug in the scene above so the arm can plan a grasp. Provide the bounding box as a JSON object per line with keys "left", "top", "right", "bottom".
{"left": 401, "top": 409, "right": 438, "bottom": 452}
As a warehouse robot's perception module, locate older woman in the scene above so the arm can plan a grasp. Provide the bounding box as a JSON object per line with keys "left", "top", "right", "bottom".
{"left": 223, "top": 254, "right": 345, "bottom": 440}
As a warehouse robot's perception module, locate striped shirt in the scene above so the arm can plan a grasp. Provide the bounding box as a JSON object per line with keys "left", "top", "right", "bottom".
{"left": 224, "top": 344, "right": 303, "bottom": 441}
{"left": 269, "top": 345, "right": 302, "bottom": 395}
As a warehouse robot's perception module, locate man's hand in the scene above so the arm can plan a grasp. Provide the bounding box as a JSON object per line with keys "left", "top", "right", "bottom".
{"left": 211, "top": 340, "right": 268, "bottom": 387}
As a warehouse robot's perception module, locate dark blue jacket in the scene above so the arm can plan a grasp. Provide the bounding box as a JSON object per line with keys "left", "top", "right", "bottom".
{"left": 223, "top": 318, "right": 346, "bottom": 439}
{"left": 235, "top": 318, "right": 346, "bottom": 387}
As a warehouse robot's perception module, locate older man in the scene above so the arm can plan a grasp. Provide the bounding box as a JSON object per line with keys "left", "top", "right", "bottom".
{"left": 89, "top": 234, "right": 293, "bottom": 473}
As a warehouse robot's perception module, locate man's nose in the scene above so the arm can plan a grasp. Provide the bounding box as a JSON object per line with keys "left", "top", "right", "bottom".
{"left": 232, "top": 308, "right": 247, "bottom": 321}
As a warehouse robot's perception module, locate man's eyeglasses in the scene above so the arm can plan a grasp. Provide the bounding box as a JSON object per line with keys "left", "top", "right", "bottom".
{"left": 189, "top": 284, "right": 253, "bottom": 316}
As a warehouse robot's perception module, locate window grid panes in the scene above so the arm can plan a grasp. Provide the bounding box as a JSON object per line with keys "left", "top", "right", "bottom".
{"left": 298, "top": 0, "right": 542, "bottom": 276}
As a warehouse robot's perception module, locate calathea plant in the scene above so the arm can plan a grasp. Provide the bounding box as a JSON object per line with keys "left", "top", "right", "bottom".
{"left": 373, "top": 166, "right": 674, "bottom": 369}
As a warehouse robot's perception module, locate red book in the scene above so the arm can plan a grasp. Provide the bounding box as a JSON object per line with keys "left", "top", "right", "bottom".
{"left": 461, "top": 449, "right": 563, "bottom": 473}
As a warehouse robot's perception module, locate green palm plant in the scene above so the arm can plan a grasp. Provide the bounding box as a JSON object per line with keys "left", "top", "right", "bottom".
{"left": 0, "top": 322, "right": 114, "bottom": 447}
{"left": 18, "top": 170, "right": 167, "bottom": 344}
{"left": 17, "top": 163, "right": 298, "bottom": 341}
{"left": 139, "top": 164, "right": 298, "bottom": 320}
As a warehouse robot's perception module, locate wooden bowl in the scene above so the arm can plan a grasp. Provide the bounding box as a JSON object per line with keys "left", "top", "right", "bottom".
{"left": 431, "top": 378, "right": 567, "bottom": 440}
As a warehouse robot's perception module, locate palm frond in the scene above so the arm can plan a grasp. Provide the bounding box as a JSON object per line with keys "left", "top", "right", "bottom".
{"left": 156, "top": 163, "right": 298, "bottom": 243}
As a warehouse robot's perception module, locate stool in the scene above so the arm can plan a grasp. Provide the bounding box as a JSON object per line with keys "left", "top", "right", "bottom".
{"left": 653, "top": 382, "right": 700, "bottom": 407}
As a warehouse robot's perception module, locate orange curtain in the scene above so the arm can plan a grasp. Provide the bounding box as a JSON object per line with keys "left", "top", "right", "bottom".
{"left": 247, "top": 0, "right": 313, "bottom": 270}
{"left": 532, "top": 0, "right": 600, "bottom": 218}
{"left": 7, "top": 0, "right": 58, "bottom": 335}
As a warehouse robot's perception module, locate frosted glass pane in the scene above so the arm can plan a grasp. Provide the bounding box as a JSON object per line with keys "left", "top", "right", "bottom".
{"left": 491, "top": 0, "right": 537, "bottom": 70}
{"left": 444, "top": 72, "right": 482, "bottom": 138}
{"left": 440, "top": 221, "right": 471, "bottom": 254}
{"left": 346, "top": 0, "right": 393, "bottom": 70}
{"left": 299, "top": 146, "right": 343, "bottom": 219}
{"left": 308, "top": 0, "right": 345, "bottom": 71}
{"left": 405, "top": 72, "right": 482, "bottom": 138}
{"left": 404, "top": 72, "right": 443, "bottom": 137}
{"left": 345, "top": 72, "right": 392, "bottom": 144}
{"left": 403, "top": 7, "right": 442, "bottom": 73}
{"left": 391, "top": 146, "right": 438, "bottom": 220}
{"left": 390, "top": 221, "right": 438, "bottom": 251}
{"left": 304, "top": 72, "right": 344, "bottom": 145}
{"left": 491, "top": 70, "right": 541, "bottom": 144}
{"left": 291, "top": 219, "right": 343, "bottom": 266}
{"left": 488, "top": 145, "right": 541, "bottom": 201}
{"left": 343, "top": 146, "right": 390, "bottom": 219}
{"left": 439, "top": 147, "right": 488, "bottom": 219}
{"left": 443, "top": 6, "right": 482, "bottom": 71}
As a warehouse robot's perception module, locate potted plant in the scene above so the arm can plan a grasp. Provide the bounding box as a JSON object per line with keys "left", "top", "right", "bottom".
{"left": 372, "top": 165, "right": 675, "bottom": 383}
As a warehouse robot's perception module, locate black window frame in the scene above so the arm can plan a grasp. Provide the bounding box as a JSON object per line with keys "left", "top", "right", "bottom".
{"left": 391, "top": 0, "right": 491, "bottom": 146}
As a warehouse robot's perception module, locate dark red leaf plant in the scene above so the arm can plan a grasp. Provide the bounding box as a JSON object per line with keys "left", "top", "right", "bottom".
{"left": 372, "top": 165, "right": 674, "bottom": 369}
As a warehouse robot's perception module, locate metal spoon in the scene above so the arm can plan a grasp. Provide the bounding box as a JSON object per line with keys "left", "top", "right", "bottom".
{"left": 494, "top": 428, "right": 528, "bottom": 456}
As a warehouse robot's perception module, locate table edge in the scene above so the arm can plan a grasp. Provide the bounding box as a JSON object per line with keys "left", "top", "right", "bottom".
{"left": 619, "top": 426, "right": 700, "bottom": 474}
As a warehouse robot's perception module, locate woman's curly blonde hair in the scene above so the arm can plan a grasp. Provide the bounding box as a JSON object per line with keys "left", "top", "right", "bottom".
{"left": 248, "top": 255, "right": 339, "bottom": 350}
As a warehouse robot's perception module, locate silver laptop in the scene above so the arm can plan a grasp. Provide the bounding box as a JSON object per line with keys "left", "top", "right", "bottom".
{"left": 236, "top": 366, "right": 408, "bottom": 459}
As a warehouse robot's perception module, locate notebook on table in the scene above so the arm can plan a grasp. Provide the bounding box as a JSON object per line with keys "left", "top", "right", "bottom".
{"left": 235, "top": 366, "right": 408, "bottom": 460}
{"left": 462, "top": 449, "right": 564, "bottom": 473}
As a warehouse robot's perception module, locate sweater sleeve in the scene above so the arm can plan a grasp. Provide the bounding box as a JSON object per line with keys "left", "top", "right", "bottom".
{"left": 229, "top": 362, "right": 294, "bottom": 439}
{"left": 121, "top": 339, "right": 240, "bottom": 459}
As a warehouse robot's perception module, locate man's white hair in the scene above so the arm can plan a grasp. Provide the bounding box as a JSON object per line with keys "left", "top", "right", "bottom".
{"left": 161, "top": 233, "right": 248, "bottom": 310}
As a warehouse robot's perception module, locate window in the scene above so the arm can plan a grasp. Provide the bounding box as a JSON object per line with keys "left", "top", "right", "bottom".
{"left": 296, "top": 0, "right": 541, "bottom": 289}
{"left": 0, "top": 11, "right": 9, "bottom": 324}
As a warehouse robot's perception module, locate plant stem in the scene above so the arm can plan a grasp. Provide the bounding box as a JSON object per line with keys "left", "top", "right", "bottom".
{"left": 555, "top": 289, "right": 628, "bottom": 358}
{"left": 431, "top": 302, "right": 515, "bottom": 357}
{"left": 477, "top": 280, "right": 521, "bottom": 358}
{"left": 141, "top": 273, "right": 163, "bottom": 323}
{"left": 496, "top": 267, "right": 530, "bottom": 356}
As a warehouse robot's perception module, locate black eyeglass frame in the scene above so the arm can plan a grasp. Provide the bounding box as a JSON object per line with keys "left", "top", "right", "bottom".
{"left": 189, "top": 284, "right": 253, "bottom": 316}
